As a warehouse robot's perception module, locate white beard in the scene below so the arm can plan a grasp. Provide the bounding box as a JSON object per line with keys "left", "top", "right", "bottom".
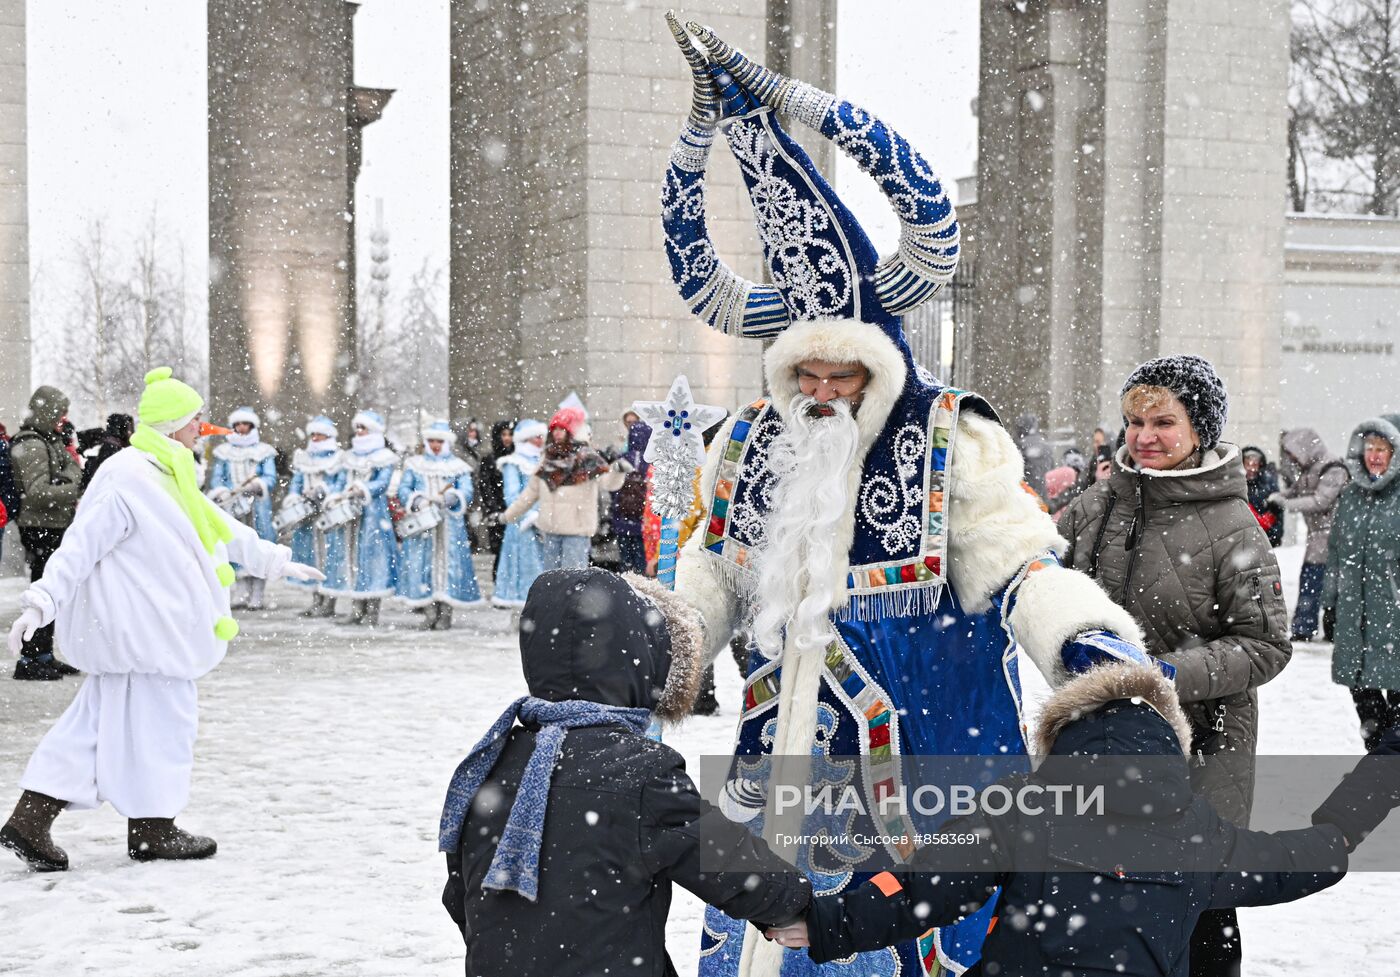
{"left": 747, "top": 395, "right": 862, "bottom": 659}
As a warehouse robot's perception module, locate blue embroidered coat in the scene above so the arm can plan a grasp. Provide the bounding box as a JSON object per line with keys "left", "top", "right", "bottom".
{"left": 491, "top": 455, "right": 544, "bottom": 606}
{"left": 396, "top": 450, "right": 483, "bottom": 607}
{"left": 286, "top": 446, "right": 348, "bottom": 593}
{"left": 322, "top": 446, "right": 399, "bottom": 599}
{"left": 208, "top": 441, "right": 277, "bottom": 543}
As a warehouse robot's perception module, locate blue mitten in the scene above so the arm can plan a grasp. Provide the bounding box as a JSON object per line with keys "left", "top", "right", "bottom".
{"left": 1063, "top": 629, "right": 1176, "bottom": 681}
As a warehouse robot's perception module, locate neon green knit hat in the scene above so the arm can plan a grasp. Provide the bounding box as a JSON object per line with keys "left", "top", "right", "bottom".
{"left": 138, "top": 367, "right": 204, "bottom": 434}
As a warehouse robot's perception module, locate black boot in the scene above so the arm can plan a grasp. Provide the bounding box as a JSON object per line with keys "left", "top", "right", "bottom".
{"left": 300, "top": 594, "right": 324, "bottom": 618}
{"left": 0, "top": 791, "right": 69, "bottom": 871}
{"left": 128, "top": 818, "right": 217, "bottom": 861}
{"left": 433, "top": 603, "right": 454, "bottom": 631}
{"left": 52, "top": 659, "right": 80, "bottom": 676}
{"left": 347, "top": 600, "right": 367, "bottom": 625}
{"left": 13, "top": 656, "right": 63, "bottom": 681}
{"left": 421, "top": 602, "right": 441, "bottom": 630}
{"left": 692, "top": 666, "right": 719, "bottom": 716}
{"left": 365, "top": 599, "right": 381, "bottom": 627}
{"left": 313, "top": 595, "right": 336, "bottom": 618}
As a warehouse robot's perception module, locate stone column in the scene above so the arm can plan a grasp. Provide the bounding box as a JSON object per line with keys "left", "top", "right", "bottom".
{"left": 0, "top": 0, "right": 28, "bottom": 428}
{"left": 767, "top": 0, "right": 837, "bottom": 175}
{"left": 973, "top": 0, "right": 1286, "bottom": 451}
{"left": 208, "top": 0, "right": 390, "bottom": 444}
{"left": 448, "top": 0, "right": 837, "bottom": 431}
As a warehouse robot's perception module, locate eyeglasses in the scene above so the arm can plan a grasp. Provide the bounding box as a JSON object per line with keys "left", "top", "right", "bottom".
{"left": 796, "top": 369, "right": 868, "bottom": 395}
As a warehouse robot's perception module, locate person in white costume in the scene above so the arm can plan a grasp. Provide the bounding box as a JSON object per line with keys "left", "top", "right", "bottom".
{"left": 0, "top": 368, "right": 323, "bottom": 872}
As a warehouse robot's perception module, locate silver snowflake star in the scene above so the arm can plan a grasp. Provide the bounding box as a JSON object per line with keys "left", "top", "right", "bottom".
{"left": 632, "top": 375, "right": 726, "bottom": 520}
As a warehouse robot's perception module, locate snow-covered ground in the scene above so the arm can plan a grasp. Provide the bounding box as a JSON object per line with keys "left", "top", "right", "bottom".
{"left": 0, "top": 545, "right": 1394, "bottom": 975}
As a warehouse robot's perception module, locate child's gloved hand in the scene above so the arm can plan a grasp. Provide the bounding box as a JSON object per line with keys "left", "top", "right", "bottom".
{"left": 765, "top": 919, "right": 809, "bottom": 948}
{"left": 1312, "top": 726, "right": 1400, "bottom": 851}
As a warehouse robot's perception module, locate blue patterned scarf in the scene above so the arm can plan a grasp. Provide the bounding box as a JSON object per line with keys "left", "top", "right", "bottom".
{"left": 438, "top": 696, "right": 652, "bottom": 901}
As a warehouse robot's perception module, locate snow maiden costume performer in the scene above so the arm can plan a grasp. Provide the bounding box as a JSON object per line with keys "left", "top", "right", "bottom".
{"left": 206, "top": 407, "right": 278, "bottom": 609}
{"left": 284, "top": 416, "right": 348, "bottom": 617}
{"left": 322, "top": 409, "right": 399, "bottom": 626}
{"left": 490, "top": 418, "right": 547, "bottom": 608}
{"left": 0, "top": 368, "right": 322, "bottom": 871}
{"left": 660, "top": 20, "right": 1155, "bottom": 977}
{"left": 396, "top": 420, "right": 484, "bottom": 628}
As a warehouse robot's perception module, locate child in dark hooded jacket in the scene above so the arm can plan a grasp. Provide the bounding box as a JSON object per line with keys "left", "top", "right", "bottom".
{"left": 764, "top": 660, "right": 1400, "bottom": 977}
{"left": 440, "top": 567, "right": 810, "bottom": 977}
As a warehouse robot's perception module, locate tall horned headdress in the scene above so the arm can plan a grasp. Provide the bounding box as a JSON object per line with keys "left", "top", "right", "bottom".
{"left": 660, "top": 13, "right": 959, "bottom": 361}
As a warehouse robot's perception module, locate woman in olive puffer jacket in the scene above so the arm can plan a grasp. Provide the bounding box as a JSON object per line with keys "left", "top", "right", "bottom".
{"left": 1057, "top": 355, "right": 1291, "bottom": 977}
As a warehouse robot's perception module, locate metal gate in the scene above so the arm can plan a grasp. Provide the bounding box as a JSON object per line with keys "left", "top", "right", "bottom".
{"left": 901, "top": 258, "right": 976, "bottom": 387}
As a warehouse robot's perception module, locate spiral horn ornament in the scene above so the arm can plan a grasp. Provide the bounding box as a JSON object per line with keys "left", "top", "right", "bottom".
{"left": 665, "top": 11, "right": 719, "bottom": 132}
{"left": 687, "top": 23, "right": 960, "bottom": 316}
{"left": 659, "top": 15, "right": 792, "bottom": 339}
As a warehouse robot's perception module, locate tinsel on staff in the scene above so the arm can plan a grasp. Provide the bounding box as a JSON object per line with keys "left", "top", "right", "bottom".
{"left": 632, "top": 375, "right": 726, "bottom": 589}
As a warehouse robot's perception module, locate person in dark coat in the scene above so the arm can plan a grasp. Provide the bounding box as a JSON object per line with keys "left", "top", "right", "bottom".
{"left": 1273, "top": 428, "right": 1349, "bottom": 641}
{"left": 0, "top": 422, "right": 19, "bottom": 564}
{"left": 78, "top": 413, "right": 135, "bottom": 495}
{"left": 9, "top": 387, "right": 84, "bottom": 681}
{"left": 1013, "top": 412, "right": 1053, "bottom": 499}
{"left": 1242, "top": 445, "right": 1284, "bottom": 547}
{"left": 1324, "top": 414, "right": 1400, "bottom": 749}
{"left": 769, "top": 659, "right": 1400, "bottom": 977}
{"left": 475, "top": 420, "right": 514, "bottom": 563}
{"left": 610, "top": 420, "right": 652, "bottom": 575}
{"left": 440, "top": 568, "right": 810, "bottom": 977}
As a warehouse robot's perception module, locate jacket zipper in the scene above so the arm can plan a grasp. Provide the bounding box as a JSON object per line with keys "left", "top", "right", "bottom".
{"left": 1119, "top": 475, "right": 1145, "bottom": 606}
{"left": 1194, "top": 704, "right": 1227, "bottom": 767}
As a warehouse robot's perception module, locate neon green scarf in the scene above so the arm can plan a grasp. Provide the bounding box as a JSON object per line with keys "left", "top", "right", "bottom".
{"left": 130, "top": 423, "right": 238, "bottom": 594}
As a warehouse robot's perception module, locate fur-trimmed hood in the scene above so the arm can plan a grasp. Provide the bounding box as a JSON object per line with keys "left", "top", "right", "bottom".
{"left": 623, "top": 573, "right": 704, "bottom": 722}
{"left": 1345, "top": 413, "right": 1400, "bottom": 493}
{"left": 515, "top": 568, "right": 705, "bottom": 723}
{"left": 1032, "top": 662, "right": 1194, "bottom": 821}
{"left": 1033, "top": 661, "right": 1191, "bottom": 758}
{"left": 763, "top": 317, "right": 909, "bottom": 453}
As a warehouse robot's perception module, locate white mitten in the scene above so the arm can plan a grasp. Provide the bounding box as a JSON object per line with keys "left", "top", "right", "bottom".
{"left": 7, "top": 608, "right": 43, "bottom": 657}
{"left": 283, "top": 562, "right": 327, "bottom": 583}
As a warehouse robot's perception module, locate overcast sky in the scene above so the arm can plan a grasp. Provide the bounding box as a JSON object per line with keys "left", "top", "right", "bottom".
{"left": 26, "top": 0, "right": 978, "bottom": 327}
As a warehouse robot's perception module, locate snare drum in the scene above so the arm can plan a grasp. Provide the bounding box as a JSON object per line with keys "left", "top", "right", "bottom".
{"left": 221, "top": 492, "right": 254, "bottom": 520}
{"left": 398, "top": 503, "right": 444, "bottom": 539}
{"left": 274, "top": 496, "right": 317, "bottom": 535}
{"left": 315, "top": 498, "right": 362, "bottom": 531}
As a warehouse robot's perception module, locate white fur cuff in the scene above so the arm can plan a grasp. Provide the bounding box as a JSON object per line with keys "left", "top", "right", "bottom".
{"left": 1009, "top": 564, "right": 1146, "bottom": 687}
{"left": 674, "top": 551, "right": 742, "bottom": 666}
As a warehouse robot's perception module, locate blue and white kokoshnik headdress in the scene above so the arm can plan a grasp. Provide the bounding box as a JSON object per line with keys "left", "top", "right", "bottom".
{"left": 660, "top": 15, "right": 959, "bottom": 360}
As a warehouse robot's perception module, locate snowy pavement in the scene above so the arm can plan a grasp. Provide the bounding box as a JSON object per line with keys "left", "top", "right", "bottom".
{"left": 0, "top": 546, "right": 1396, "bottom": 975}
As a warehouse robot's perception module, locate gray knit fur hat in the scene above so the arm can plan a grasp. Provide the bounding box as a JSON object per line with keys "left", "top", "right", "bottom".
{"left": 1120, "top": 355, "right": 1229, "bottom": 451}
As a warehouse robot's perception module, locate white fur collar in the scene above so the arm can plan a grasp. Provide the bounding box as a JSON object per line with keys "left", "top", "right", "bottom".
{"left": 291, "top": 447, "right": 342, "bottom": 474}
{"left": 213, "top": 441, "right": 276, "bottom": 462}
{"left": 406, "top": 452, "right": 470, "bottom": 478}
{"left": 1114, "top": 442, "right": 1239, "bottom": 478}
{"left": 341, "top": 447, "right": 398, "bottom": 471}
{"left": 496, "top": 451, "right": 541, "bottom": 477}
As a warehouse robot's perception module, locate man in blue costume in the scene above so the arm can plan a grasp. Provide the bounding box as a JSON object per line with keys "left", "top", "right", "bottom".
{"left": 661, "top": 20, "right": 1157, "bottom": 977}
